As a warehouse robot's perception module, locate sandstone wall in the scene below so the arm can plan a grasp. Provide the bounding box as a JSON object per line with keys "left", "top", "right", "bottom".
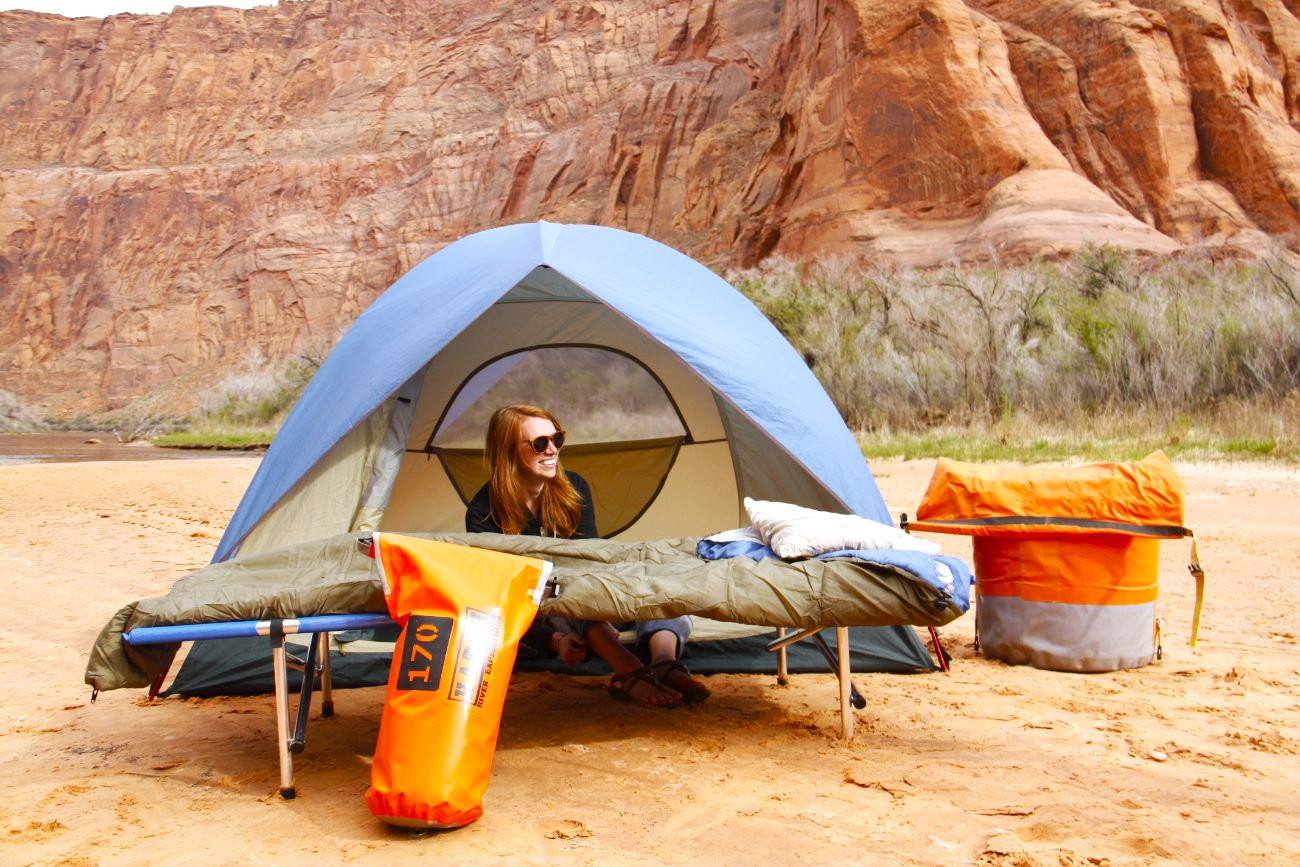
{"left": 1, "top": 0, "right": 1297, "bottom": 414}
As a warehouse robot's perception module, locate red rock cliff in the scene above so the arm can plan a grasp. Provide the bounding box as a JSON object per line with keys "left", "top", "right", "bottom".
{"left": 2, "top": 0, "right": 1298, "bottom": 413}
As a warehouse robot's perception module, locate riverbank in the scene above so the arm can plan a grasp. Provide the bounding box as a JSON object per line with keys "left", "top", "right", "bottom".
{"left": 1, "top": 457, "right": 1297, "bottom": 864}
{"left": 0, "top": 431, "right": 262, "bottom": 465}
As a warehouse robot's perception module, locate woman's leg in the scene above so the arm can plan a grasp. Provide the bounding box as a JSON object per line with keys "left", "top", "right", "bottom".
{"left": 639, "top": 617, "right": 711, "bottom": 704}
{"left": 633, "top": 617, "right": 692, "bottom": 665}
{"left": 583, "top": 622, "right": 679, "bottom": 706}
{"left": 646, "top": 628, "right": 680, "bottom": 666}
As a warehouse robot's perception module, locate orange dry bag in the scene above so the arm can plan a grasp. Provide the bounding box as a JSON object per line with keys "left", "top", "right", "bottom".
{"left": 364, "top": 532, "right": 551, "bottom": 829}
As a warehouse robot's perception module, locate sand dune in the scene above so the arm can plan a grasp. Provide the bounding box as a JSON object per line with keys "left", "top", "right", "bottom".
{"left": 0, "top": 456, "right": 1296, "bottom": 865}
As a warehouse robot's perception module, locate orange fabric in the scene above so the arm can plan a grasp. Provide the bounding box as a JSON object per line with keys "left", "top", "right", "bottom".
{"left": 911, "top": 451, "right": 1185, "bottom": 537}
{"left": 364, "top": 533, "right": 549, "bottom": 829}
{"left": 973, "top": 536, "right": 1159, "bottom": 606}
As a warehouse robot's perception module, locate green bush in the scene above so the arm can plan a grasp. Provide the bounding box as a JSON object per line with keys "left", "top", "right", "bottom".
{"left": 168, "top": 348, "right": 323, "bottom": 446}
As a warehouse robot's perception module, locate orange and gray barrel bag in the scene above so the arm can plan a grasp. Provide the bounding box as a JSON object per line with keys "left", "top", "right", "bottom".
{"left": 906, "top": 451, "right": 1204, "bottom": 672}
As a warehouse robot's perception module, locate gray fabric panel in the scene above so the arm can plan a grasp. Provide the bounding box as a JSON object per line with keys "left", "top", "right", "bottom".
{"left": 979, "top": 596, "right": 1156, "bottom": 672}
{"left": 715, "top": 397, "right": 851, "bottom": 515}
{"left": 87, "top": 532, "right": 962, "bottom": 692}
{"left": 355, "top": 366, "right": 427, "bottom": 525}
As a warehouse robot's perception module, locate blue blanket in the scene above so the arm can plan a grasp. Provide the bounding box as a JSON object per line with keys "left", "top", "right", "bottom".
{"left": 697, "top": 536, "right": 973, "bottom": 614}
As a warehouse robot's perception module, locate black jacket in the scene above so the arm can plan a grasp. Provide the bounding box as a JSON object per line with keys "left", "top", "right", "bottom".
{"left": 464, "top": 470, "right": 598, "bottom": 654}
{"left": 464, "top": 470, "right": 597, "bottom": 538}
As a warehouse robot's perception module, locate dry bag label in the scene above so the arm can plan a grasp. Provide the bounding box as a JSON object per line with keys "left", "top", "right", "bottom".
{"left": 396, "top": 614, "right": 454, "bottom": 692}
{"left": 449, "top": 607, "right": 502, "bottom": 708}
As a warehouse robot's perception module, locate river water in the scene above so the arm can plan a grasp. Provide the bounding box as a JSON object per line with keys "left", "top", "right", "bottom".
{"left": 0, "top": 432, "right": 261, "bottom": 465}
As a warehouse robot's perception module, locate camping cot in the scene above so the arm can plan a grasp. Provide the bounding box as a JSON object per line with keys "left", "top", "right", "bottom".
{"left": 114, "top": 528, "right": 971, "bottom": 797}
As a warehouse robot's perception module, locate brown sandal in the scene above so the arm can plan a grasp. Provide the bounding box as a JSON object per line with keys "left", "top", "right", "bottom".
{"left": 609, "top": 666, "right": 680, "bottom": 708}
{"left": 651, "top": 661, "right": 711, "bottom": 704}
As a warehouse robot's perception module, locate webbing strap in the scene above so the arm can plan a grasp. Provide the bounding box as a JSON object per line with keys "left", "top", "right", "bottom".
{"left": 1188, "top": 534, "right": 1205, "bottom": 648}
{"left": 906, "top": 513, "right": 1207, "bottom": 649}
{"left": 910, "top": 515, "right": 1192, "bottom": 538}
{"left": 268, "top": 618, "right": 285, "bottom": 649}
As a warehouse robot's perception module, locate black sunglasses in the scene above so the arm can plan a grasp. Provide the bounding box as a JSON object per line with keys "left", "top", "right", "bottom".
{"left": 524, "top": 431, "right": 566, "bottom": 454}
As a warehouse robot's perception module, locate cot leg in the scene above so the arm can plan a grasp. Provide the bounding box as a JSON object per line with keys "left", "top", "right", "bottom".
{"left": 290, "top": 635, "right": 320, "bottom": 755}
{"left": 767, "top": 628, "right": 866, "bottom": 727}
{"left": 270, "top": 633, "right": 296, "bottom": 800}
{"left": 807, "top": 632, "right": 866, "bottom": 709}
{"left": 775, "top": 627, "right": 789, "bottom": 686}
{"left": 318, "top": 632, "right": 335, "bottom": 718}
{"left": 836, "top": 627, "right": 854, "bottom": 740}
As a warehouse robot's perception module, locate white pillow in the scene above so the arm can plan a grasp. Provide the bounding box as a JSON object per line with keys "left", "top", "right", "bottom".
{"left": 744, "top": 497, "right": 940, "bottom": 559}
{"left": 701, "top": 526, "right": 765, "bottom": 545}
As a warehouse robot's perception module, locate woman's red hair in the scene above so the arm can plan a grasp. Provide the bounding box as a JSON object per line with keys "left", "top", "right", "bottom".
{"left": 484, "top": 404, "right": 584, "bottom": 537}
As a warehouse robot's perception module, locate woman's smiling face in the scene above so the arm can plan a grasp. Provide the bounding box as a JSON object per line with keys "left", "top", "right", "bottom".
{"left": 517, "top": 414, "right": 560, "bottom": 484}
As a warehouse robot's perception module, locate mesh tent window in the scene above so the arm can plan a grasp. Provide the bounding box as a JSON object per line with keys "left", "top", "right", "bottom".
{"left": 426, "top": 346, "right": 689, "bottom": 537}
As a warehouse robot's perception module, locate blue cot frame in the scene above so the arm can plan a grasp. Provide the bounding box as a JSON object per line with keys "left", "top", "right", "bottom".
{"left": 125, "top": 613, "right": 394, "bottom": 799}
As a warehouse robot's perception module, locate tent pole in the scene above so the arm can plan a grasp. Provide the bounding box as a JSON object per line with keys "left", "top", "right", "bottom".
{"left": 928, "top": 626, "right": 950, "bottom": 672}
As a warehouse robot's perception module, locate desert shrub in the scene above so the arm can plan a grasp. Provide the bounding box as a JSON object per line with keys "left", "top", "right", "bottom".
{"left": 0, "top": 389, "right": 47, "bottom": 433}
{"left": 730, "top": 246, "right": 1300, "bottom": 432}
{"left": 194, "top": 347, "right": 321, "bottom": 429}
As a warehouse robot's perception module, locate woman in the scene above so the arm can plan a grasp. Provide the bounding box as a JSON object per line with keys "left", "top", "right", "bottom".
{"left": 465, "top": 403, "right": 709, "bottom": 708}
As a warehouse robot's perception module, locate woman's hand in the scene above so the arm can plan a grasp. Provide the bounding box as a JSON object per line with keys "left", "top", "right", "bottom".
{"left": 551, "top": 631, "right": 589, "bottom": 666}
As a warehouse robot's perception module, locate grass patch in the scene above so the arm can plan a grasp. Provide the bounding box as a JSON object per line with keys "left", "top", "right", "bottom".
{"left": 858, "top": 417, "right": 1299, "bottom": 464}
{"left": 1218, "top": 438, "right": 1282, "bottom": 459}
{"left": 859, "top": 428, "right": 1167, "bottom": 463}
{"left": 152, "top": 430, "right": 273, "bottom": 450}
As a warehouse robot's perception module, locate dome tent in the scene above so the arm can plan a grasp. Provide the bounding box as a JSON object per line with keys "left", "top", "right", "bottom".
{"left": 214, "top": 221, "right": 891, "bottom": 559}
{"left": 172, "top": 222, "right": 934, "bottom": 694}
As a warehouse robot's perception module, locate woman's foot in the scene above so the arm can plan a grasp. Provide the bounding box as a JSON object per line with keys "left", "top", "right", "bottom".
{"left": 650, "top": 660, "right": 710, "bottom": 704}
{"left": 608, "top": 666, "right": 680, "bottom": 708}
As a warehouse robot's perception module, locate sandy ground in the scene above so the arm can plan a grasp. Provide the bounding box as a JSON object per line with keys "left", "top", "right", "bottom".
{"left": 0, "top": 456, "right": 1297, "bottom": 866}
